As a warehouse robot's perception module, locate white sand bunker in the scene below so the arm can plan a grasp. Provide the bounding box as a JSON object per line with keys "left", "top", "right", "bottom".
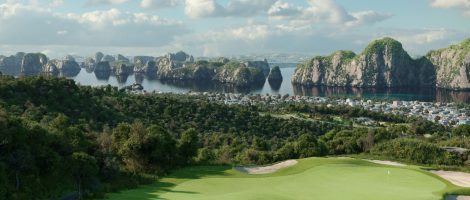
{"left": 446, "top": 195, "right": 470, "bottom": 200}
{"left": 235, "top": 160, "right": 298, "bottom": 174}
{"left": 366, "top": 160, "right": 406, "bottom": 167}
{"left": 431, "top": 170, "right": 470, "bottom": 187}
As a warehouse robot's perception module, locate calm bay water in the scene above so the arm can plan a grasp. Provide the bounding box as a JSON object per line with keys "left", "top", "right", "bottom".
{"left": 4, "top": 63, "right": 470, "bottom": 103}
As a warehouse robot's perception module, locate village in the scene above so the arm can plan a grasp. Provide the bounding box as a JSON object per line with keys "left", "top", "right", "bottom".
{"left": 190, "top": 92, "right": 470, "bottom": 127}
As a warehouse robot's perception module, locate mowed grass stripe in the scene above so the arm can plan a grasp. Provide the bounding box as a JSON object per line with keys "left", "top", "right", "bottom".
{"left": 106, "top": 158, "right": 463, "bottom": 200}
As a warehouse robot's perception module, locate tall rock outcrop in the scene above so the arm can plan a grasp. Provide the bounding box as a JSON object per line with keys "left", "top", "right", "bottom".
{"left": 94, "top": 52, "right": 104, "bottom": 63}
{"left": 268, "top": 66, "right": 283, "bottom": 84}
{"left": 102, "top": 55, "right": 116, "bottom": 62}
{"left": 213, "top": 62, "right": 266, "bottom": 87}
{"left": 292, "top": 38, "right": 434, "bottom": 88}
{"left": 153, "top": 53, "right": 266, "bottom": 87}
{"left": 113, "top": 62, "right": 132, "bottom": 76}
{"left": 154, "top": 51, "right": 194, "bottom": 78}
{"left": 134, "top": 56, "right": 156, "bottom": 74}
{"left": 55, "top": 59, "right": 81, "bottom": 72}
{"left": 21, "top": 53, "right": 48, "bottom": 73}
{"left": 0, "top": 54, "right": 21, "bottom": 74}
{"left": 95, "top": 61, "right": 111, "bottom": 72}
{"left": 424, "top": 39, "right": 470, "bottom": 90}
{"left": 245, "top": 59, "right": 270, "bottom": 77}
{"left": 117, "top": 54, "right": 129, "bottom": 62}
{"left": 43, "top": 62, "right": 58, "bottom": 74}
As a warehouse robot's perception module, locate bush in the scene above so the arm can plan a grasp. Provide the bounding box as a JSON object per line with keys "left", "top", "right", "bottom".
{"left": 370, "top": 138, "right": 465, "bottom": 165}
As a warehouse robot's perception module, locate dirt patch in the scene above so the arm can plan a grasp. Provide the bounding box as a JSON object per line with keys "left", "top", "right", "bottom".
{"left": 431, "top": 170, "right": 470, "bottom": 187}
{"left": 366, "top": 160, "right": 406, "bottom": 167}
{"left": 234, "top": 160, "right": 298, "bottom": 174}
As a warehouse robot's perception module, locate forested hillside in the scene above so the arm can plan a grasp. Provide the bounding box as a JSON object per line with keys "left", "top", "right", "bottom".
{"left": 1, "top": 75, "right": 469, "bottom": 199}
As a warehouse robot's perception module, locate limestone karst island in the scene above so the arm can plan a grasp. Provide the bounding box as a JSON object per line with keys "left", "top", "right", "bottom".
{"left": 1, "top": 1, "right": 470, "bottom": 200}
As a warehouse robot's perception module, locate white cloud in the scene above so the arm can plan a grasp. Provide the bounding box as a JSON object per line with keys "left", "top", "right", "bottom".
{"left": 296, "top": 0, "right": 354, "bottom": 24}
{"left": 0, "top": 2, "right": 187, "bottom": 49}
{"left": 140, "top": 0, "right": 178, "bottom": 9}
{"left": 268, "top": 0, "right": 390, "bottom": 30}
{"left": 346, "top": 11, "right": 391, "bottom": 27}
{"left": 391, "top": 29, "right": 450, "bottom": 45}
{"left": 224, "top": 0, "right": 276, "bottom": 17}
{"left": 184, "top": 0, "right": 390, "bottom": 29}
{"left": 430, "top": 0, "right": 470, "bottom": 17}
{"left": 85, "top": 0, "right": 129, "bottom": 6}
{"left": 184, "top": 0, "right": 222, "bottom": 18}
{"left": 431, "top": 0, "right": 470, "bottom": 8}
{"left": 56, "top": 30, "right": 68, "bottom": 35}
{"left": 50, "top": 0, "right": 64, "bottom": 7}
{"left": 184, "top": 0, "right": 276, "bottom": 18}
{"left": 268, "top": 0, "right": 301, "bottom": 19}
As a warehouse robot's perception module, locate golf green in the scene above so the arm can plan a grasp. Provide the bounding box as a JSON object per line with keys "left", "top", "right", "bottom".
{"left": 106, "top": 158, "right": 460, "bottom": 200}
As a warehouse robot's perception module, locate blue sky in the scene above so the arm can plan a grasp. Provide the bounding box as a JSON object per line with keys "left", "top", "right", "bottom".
{"left": 0, "top": 0, "right": 469, "bottom": 58}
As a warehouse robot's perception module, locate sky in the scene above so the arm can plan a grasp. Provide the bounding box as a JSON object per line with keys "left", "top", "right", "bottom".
{"left": 0, "top": 0, "right": 469, "bottom": 58}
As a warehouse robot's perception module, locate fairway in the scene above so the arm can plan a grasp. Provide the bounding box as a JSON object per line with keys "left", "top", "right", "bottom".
{"left": 107, "top": 158, "right": 460, "bottom": 200}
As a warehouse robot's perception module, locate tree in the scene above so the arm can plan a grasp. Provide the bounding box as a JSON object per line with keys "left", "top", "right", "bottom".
{"left": 178, "top": 128, "right": 199, "bottom": 164}
{"left": 69, "top": 152, "right": 98, "bottom": 199}
{"left": 112, "top": 122, "right": 177, "bottom": 174}
{"left": 196, "top": 147, "right": 215, "bottom": 163}
{"left": 275, "top": 143, "right": 297, "bottom": 161}
{"left": 357, "top": 129, "right": 375, "bottom": 152}
{"left": 295, "top": 134, "right": 327, "bottom": 158}
{"left": 453, "top": 124, "right": 470, "bottom": 137}
{"left": 0, "top": 163, "right": 8, "bottom": 199}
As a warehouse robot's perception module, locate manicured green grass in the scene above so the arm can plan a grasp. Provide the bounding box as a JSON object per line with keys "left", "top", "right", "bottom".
{"left": 106, "top": 157, "right": 464, "bottom": 200}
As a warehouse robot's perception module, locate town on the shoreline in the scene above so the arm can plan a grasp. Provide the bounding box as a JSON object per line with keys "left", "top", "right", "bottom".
{"left": 194, "top": 92, "right": 470, "bottom": 127}
{"left": 125, "top": 81, "right": 470, "bottom": 127}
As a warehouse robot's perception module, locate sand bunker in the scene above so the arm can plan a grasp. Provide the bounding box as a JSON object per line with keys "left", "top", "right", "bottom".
{"left": 235, "top": 160, "right": 298, "bottom": 174}
{"left": 446, "top": 195, "right": 470, "bottom": 200}
{"left": 431, "top": 170, "right": 470, "bottom": 187}
{"left": 366, "top": 160, "right": 406, "bottom": 166}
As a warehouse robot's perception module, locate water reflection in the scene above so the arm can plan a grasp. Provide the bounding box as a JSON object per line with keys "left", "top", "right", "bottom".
{"left": 158, "top": 79, "right": 264, "bottom": 93}
{"left": 292, "top": 85, "right": 470, "bottom": 103}
{"left": 268, "top": 80, "right": 282, "bottom": 91}
{"left": 114, "top": 75, "right": 128, "bottom": 84}
{"left": 2, "top": 64, "right": 470, "bottom": 103}
{"left": 60, "top": 69, "right": 80, "bottom": 77}
{"left": 94, "top": 71, "right": 111, "bottom": 81}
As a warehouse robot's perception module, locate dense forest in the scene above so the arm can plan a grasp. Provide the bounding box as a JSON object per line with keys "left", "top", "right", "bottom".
{"left": 1, "top": 75, "right": 470, "bottom": 199}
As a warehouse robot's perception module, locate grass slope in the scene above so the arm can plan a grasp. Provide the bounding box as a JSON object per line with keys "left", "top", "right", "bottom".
{"left": 106, "top": 157, "right": 463, "bottom": 200}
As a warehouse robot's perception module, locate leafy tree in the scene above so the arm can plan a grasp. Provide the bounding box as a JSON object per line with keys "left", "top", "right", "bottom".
{"left": 69, "top": 152, "right": 98, "bottom": 199}
{"left": 196, "top": 147, "right": 215, "bottom": 163}
{"left": 295, "top": 134, "right": 327, "bottom": 158}
{"left": 453, "top": 124, "right": 470, "bottom": 137}
{"left": 178, "top": 128, "right": 199, "bottom": 164}
{"left": 275, "top": 143, "right": 297, "bottom": 161}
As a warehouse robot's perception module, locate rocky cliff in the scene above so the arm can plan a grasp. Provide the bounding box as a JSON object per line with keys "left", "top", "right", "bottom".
{"left": 55, "top": 59, "right": 81, "bottom": 72}
{"left": 292, "top": 37, "right": 470, "bottom": 90}
{"left": 425, "top": 39, "right": 470, "bottom": 90}
{"left": 134, "top": 56, "right": 156, "bottom": 74}
{"left": 113, "top": 62, "right": 132, "bottom": 76}
{"left": 245, "top": 59, "right": 270, "bottom": 77}
{"left": 212, "top": 62, "right": 266, "bottom": 87}
{"left": 0, "top": 53, "right": 23, "bottom": 74}
{"left": 153, "top": 51, "right": 266, "bottom": 87}
{"left": 0, "top": 52, "right": 82, "bottom": 76}
{"left": 268, "top": 66, "right": 283, "bottom": 83}
{"left": 95, "top": 61, "right": 111, "bottom": 72}
{"left": 21, "top": 53, "right": 48, "bottom": 73}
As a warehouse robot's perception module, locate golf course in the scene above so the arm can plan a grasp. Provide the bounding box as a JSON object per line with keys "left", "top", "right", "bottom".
{"left": 106, "top": 157, "right": 466, "bottom": 200}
